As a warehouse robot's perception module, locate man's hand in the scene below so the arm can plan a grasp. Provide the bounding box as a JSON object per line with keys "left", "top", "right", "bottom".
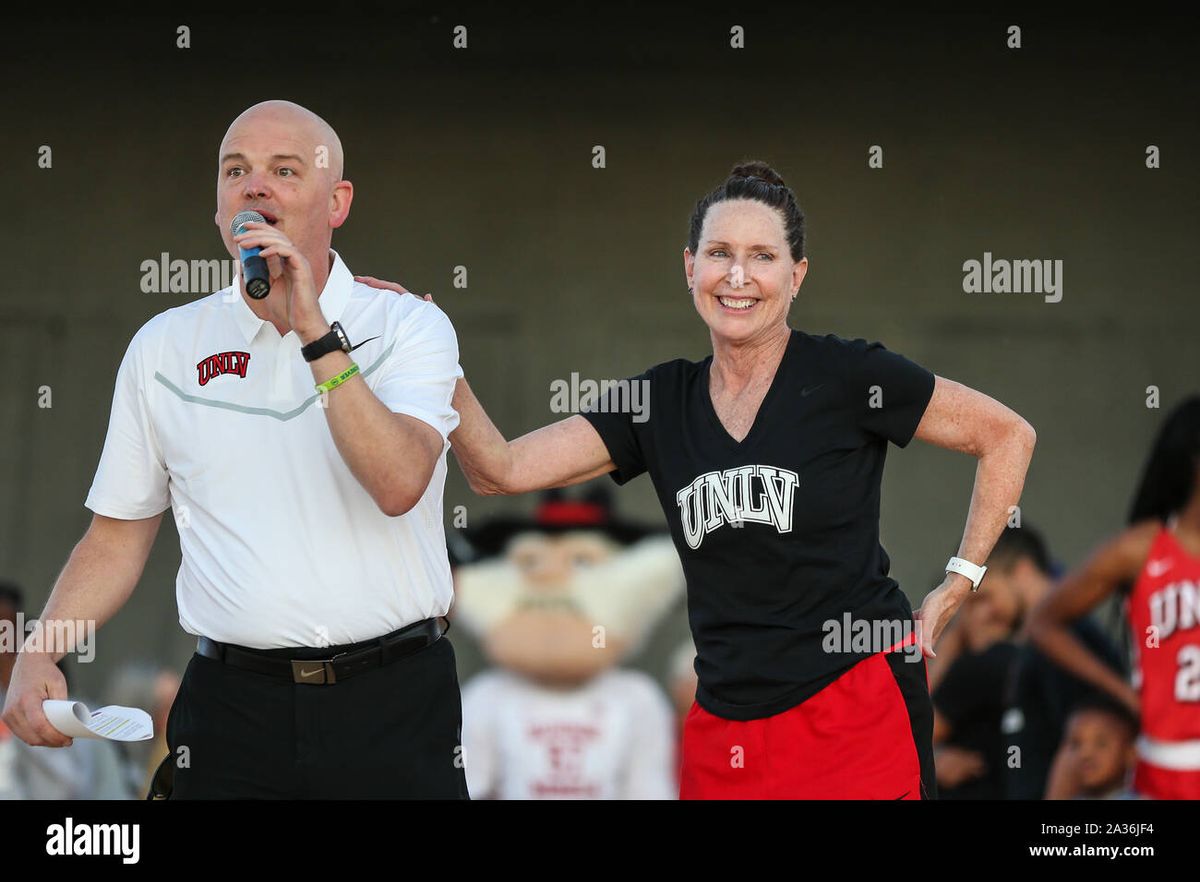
{"left": 914, "top": 575, "right": 973, "bottom": 659}
{"left": 1, "top": 652, "right": 73, "bottom": 747}
{"left": 1, "top": 513, "right": 162, "bottom": 748}
{"left": 234, "top": 221, "right": 325, "bottom": 341}
{"left": 354, "top": 275, "right": 432, "bottom": 302}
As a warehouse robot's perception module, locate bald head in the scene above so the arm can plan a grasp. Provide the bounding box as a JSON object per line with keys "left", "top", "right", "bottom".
{"left": 220, "top": 100, "right": 344, "bottom": 181}
{"left": 214, "top": 99, "right": 355, "bottom": 285}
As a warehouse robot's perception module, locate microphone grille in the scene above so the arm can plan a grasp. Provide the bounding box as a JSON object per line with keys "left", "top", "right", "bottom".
{"left": 230, "top": 210, "right": 265, "bottom": 236}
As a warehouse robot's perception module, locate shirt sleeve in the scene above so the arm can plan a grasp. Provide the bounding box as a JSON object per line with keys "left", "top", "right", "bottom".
{"left": 844, "top": 339, "right": 935, "bottom": 448}
{"left": 370, "top": 305, "right": 464, "bottom": 446}
{"left": 84, "top": 325, "right": 171, "bottom": 519}
{"left": 577, "top": 368, "right": 652, "bottom": 486}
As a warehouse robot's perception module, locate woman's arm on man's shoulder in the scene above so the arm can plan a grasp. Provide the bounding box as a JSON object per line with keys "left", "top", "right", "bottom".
{"left": 451, "top": 378, "right": 616, "bottom": 495}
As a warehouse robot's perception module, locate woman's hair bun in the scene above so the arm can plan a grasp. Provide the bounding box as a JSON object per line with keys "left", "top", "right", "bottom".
{"left": 687, "top": 158, "right": 805, "bottom": 262}
{"left": 728, "top": 160, "right": 786, "bottom": 188}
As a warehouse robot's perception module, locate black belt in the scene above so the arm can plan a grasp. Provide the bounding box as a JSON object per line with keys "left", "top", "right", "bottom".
{"left": 195, "top": 616, "right": 448, "bottom": 685}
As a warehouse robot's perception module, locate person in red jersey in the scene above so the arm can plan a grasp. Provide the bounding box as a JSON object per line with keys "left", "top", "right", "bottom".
{"left": 1030, "top": 396, "right": 1200, "bottom": 799}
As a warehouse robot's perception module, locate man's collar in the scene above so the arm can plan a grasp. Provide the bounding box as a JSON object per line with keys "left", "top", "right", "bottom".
{"left": 231, "top": 249, "right": 353, "bottom": 344}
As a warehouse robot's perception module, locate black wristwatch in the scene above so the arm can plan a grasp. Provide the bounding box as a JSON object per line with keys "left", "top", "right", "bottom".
{"left": 301, "top": 321, "right": 352, "bottom": 362}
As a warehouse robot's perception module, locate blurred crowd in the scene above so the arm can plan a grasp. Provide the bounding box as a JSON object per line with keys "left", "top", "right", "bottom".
{"left": 926, "top": 525, "right": 1140, "bottom": 800}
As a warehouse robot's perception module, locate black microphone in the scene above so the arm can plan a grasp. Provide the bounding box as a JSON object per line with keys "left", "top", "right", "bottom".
{"left": 231, "top": 210, "right": 271, "bottom": 300}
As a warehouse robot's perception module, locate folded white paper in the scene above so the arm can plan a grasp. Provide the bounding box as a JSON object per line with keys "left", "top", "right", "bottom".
{"left": 42, "top": 700, "right": 154, "bottom": 742}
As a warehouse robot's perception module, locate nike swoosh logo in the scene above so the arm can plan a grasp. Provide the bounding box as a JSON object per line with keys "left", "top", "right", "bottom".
{"left": 299, "top": 667, "right": 324, "bottom": 678}
{"left": 349, "top": 333, "right": 382, "bottom": 353}
{"left": 1146, "top": 558, "right": 1174, "bottom": 577}
{"left": 801, "top": 383, "right": 824, "bottom": 397}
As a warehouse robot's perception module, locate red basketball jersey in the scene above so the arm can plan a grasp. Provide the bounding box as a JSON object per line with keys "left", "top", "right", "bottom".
{"left": 1125, "top": 524, "right": 1200, "bottom": 742}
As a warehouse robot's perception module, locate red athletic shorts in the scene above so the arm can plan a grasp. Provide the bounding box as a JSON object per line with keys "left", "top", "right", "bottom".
{"left": 679, "top": 641, "right": 936, "bottom": 800}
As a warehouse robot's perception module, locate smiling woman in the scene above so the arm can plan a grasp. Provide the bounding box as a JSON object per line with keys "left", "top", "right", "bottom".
{"left": 686, "top": 162, "right": 806, "bottom": 327}
{"left": 361, "top": 158, "right": 1037, "bottom": 800}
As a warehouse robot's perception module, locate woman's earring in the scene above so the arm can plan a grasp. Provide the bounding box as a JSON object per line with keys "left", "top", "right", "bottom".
{"left": 688, "top": 287, "right": 694, "bottom": 295}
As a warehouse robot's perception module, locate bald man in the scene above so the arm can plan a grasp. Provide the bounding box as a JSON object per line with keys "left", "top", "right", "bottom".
{"left": 1, "top": 101, "right": 470, "bottom": 799}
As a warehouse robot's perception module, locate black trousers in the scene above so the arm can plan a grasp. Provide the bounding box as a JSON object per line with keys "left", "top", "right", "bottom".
{"left": 163, "top": 634, "right": 470, "bottom": 799}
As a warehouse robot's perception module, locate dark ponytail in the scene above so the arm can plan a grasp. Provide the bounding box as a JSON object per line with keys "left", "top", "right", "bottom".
{"left": 1127, "top": 395, "right": 1200, "bottom": 525}
{"left": 1111, "top": 394, "right": 1200, "bottom": 622}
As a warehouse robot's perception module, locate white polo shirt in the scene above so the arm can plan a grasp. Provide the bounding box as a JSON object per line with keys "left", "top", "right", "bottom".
{"left": 85, "top": 250, "right": 464, "bottom": 649}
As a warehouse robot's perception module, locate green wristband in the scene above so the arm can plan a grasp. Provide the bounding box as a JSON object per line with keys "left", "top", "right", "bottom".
{"left": 316, "top": 362, "right": 359, "bottom": 394}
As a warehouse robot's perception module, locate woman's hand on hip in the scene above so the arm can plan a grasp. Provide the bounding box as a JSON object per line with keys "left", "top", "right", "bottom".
{"left": 914, "top": 575, "right": 973, "bottom": 659}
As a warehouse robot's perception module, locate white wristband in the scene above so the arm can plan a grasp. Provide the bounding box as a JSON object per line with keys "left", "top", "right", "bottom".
{"left": 946, "top": 556, "right": 987, "bottom": 591}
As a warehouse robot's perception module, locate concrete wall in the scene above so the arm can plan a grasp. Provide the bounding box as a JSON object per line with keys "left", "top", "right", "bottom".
{"left": 1, "top": 9, "right": 1195, "bottom": 697}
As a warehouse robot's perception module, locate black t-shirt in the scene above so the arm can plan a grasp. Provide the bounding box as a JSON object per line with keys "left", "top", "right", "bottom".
{"left": 933, "top": 640, "right": 1020, "bottom": 800}
{"left": 580, "top": 329, "right": 936, "bottom": 720}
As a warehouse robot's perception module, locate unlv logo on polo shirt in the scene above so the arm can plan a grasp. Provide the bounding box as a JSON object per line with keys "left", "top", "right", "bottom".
{"left": 197, "top": 351, "right": 251, "bottom": 386}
